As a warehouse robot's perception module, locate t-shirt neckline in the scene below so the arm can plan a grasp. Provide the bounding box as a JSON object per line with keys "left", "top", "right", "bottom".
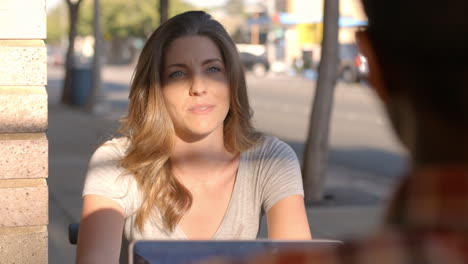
{"left": 175, "top": 151, "right": 245, "bottom": 240}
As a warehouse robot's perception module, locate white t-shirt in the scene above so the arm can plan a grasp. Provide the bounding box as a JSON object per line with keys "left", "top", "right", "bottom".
{"left": 82, "top": 135, "right": 304, "bottom": 261}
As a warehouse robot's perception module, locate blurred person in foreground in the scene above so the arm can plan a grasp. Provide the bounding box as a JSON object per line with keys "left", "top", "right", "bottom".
{"left": 213, "top": 0, "right": 468, "bottom": 263}
{"left": 76, "top": 11, "right": 311, "bottom": 264}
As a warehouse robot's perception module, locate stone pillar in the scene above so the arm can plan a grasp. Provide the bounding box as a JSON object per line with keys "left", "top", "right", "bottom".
{"left": 0, "top": 0, "right": 48, "bottom": 263}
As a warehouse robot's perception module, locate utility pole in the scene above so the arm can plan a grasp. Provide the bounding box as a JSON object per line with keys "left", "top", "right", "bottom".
{"left": 61, "top": 0, "right": 83, "bottom": 105}
{"left": 302, "top": 0, "right": 340, "bottom": 202}
{"left": 86, "top": 0, "right": 102, "bottom": 112}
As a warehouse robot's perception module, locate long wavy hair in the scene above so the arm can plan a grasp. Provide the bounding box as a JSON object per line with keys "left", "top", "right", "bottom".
{"left": 118, "top": 11, "right": 262, "bottom": 232}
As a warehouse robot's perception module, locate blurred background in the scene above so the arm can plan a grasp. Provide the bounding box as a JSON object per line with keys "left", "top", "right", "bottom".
{"left": 45, "top": 0, "right": 407, "bottom": 263}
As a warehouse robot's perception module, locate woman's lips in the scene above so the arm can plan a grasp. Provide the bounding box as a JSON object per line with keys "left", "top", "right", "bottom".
{"left": 188, "top": 104, "right": 215, "bottom": 114}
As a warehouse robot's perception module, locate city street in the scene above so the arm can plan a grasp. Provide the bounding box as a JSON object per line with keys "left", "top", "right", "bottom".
{"left": 46, "top": 64, "right": 407, "bottom": 263}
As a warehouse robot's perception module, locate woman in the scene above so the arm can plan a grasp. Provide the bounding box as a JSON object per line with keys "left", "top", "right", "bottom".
{"left": 76, "top": 11, "right": 311, "bottom": 264}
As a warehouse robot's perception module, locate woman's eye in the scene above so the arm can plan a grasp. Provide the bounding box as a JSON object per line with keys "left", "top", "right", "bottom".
{"left": 207, "top": 66, "right": 221, "bottom": 73}
{"left": 169, "top": 71, "right": 185, "bottom": 78}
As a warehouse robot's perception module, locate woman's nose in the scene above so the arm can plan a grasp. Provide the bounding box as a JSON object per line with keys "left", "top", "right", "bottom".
{"left": 189, "top": 74, "right": 207, "bottom": 96}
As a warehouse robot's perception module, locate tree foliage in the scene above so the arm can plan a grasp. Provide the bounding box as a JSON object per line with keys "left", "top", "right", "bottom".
{"left": 46, "top": 2, "right": 68, "bottom": 44}
{"left": 225, "top": 0, "right": 245, "bottom": 15}
{"left": 77, "top": 0, "right": 195, "bottom": 39}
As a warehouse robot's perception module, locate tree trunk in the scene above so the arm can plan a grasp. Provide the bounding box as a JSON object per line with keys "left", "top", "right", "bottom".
{"left": 85, "top": 0, "right": 102, "bottom": 113}
{"left": 159, "top": 0, "right": 169, "bottom": 24}
{"left": 61, "top": 0, "right": 83, "bottom": 105}
{"left": 302, "top": 0, "right": 340, "bottom": 203}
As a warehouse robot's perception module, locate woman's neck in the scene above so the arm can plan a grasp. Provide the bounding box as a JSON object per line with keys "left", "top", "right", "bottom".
{"left": 170, "top": 130, "right": 238, "bottom": 183}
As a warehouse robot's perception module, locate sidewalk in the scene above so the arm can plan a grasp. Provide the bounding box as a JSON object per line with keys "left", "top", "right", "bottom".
{"left": 47, "top": 103, "right": 120, "bottom": 263}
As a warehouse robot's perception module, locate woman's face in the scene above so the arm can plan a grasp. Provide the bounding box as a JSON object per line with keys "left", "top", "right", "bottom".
{"left": 162, "top": 35, "right": 230, "bottom": 142}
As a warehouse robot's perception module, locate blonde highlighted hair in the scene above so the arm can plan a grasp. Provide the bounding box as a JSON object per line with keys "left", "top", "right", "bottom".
{"left": 118, "top": 11, "right": 262, "bottom": 232}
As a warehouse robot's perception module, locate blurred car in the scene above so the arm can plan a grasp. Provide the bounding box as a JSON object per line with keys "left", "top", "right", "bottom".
{"left": 355, "top": 53, "right": 368, "bottom": 80}
{"left": 239, "top": 52, "right": 270, "bottom": 77}
{"left": 339, "top": 44, "right": 368, "bottom": 83}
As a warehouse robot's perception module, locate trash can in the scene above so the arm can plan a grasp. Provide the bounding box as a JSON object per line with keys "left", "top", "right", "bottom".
{"left": 70, "top": 67, "right": 92, "bottom": 106}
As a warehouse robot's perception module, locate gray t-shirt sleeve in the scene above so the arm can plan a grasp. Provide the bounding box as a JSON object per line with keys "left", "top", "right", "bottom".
{"left": 82, "top": 140, "right": 131, "bottom": 215}
{"left": 260, "top": 137, "right": 305, "bottom": 213}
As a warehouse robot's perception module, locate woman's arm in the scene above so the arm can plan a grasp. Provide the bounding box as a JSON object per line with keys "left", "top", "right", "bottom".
{"left": 76, "top": 195, "right": 125, "bottom": 264}
{"left": 266, "top": 195, "right": 312, "bottom": 240}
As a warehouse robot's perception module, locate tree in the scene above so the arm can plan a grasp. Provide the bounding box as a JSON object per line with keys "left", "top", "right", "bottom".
{"left": 85, "top": 0, "right": 103, "bottom": 112}
{"left": 46, "top": 3, "right": 68, "bottom": 45}
{"left": 77, "top": 0, "right": 194, "bottom": 39}
{"left": 302, "top": 0, "right": 340, "bottom": 202}
{"left": 60, "top": 0, "right": 194, "bottom": 106}
{"left": 160, "top": 0, "right": 169, "bottom": 24}
{"left": 76, "top": 0, "right": 193, "bottom": 64}
{"left": 61, "top": 0, "right": 84, "bottom": 105}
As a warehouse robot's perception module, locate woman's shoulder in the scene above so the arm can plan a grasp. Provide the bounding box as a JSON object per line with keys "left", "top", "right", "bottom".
{"left": 247, "top": 135, "right": 296, "bottom": 157}
{"left": 84, "top": 137, "right": 137, "bottom": 214}
{"left": 92, "top": 137, "right": 130, "bottom": 160}
{"left": 241, "top": 136, "right": 299, "bottom": 172}
{"left": 241, "top": 135, "right": 303, "bottom": 206}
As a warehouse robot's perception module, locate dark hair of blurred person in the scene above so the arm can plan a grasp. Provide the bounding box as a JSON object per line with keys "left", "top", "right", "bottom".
{"left": 221, "top": 1, "right": 468, "bottom": 263}
{"left": 360, "top": 0, "right": 468, "bottom": 166}
{"left": 356, "top": 0, "right": 468, "bottom": 234}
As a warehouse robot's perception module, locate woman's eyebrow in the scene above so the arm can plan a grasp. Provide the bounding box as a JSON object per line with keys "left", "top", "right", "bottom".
{"left": 202, "top": 58, "right": 223, "bottom": 65}
{"left": 165, "top": 58, "right": 223, "bottom": 69}
{"left": 165, "top": 63, "right": 186, "bottom": 69}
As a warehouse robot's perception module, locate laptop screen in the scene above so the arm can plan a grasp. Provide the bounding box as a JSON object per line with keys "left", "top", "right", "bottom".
{"left": 129, "top": 240, "right": 341, "bottom": 264}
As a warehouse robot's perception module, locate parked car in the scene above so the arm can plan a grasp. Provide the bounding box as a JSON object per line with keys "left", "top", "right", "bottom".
{"left": 339, "top": 44, "right": 368, "bottom": 83}
{"left": 239, "top": 52, "right": 270, "bottom": 77}
{"left": 356, "top": 53, "right": 369, "bottom": 80}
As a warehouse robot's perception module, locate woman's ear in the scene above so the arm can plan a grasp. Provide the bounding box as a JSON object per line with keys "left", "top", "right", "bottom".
{"left": 355, "top": 30, "right": 388, "bottom": 103}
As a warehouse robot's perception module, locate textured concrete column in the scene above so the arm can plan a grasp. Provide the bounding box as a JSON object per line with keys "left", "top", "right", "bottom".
{"left": 0, "top": 0, "right": 48, "bottom": 263}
